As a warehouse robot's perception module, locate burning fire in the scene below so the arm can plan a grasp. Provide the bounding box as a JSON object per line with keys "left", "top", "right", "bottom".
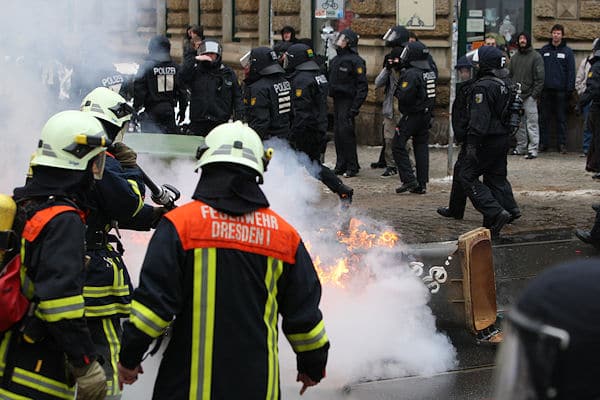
{"left": 310, "top": 218, "right": 400, "bottom": 288}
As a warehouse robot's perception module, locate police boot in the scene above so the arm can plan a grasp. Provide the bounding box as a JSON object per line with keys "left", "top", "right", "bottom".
{"left": 575, "top": 229, "right": 600, "bottom": 248}
{"left": 396, "top": 181, "right": 418, "bottom": 194}
{"left": 337, "top": 184, "right": 354, "bottom": 209}
{"left": 409, "top": 184, "right": 426, "bottom": 195}
{"left": 508, "top": 208, "right": 521, "bottom": 223}
{"left": 437, "top": 207, "right": 462, "bottom": 220}
{"left": 490, "top": 210, "right": 511, "bottom": 238}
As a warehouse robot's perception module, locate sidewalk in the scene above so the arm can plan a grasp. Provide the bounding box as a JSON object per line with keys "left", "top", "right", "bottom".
{"left": 323, "top": 144, "right": 600, "bottom": 244}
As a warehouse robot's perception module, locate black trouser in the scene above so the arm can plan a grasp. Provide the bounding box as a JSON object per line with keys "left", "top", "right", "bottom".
{"left": 447, "top": 144, "right": 468, "bottom": 218}
{"left": 591, "top": 209, "right": 600, "bottom": 240}
{"left": 458, "top": 135, "right": 512, "bottom": 221}
{"left": 392, "top": 111, "right": 430, "bottom": 186}
{"left": 333, "top": 97, "right": 359, "bottom": 174}
{"left": 586, "top": 103, "right": 600, "bottom": 172}
{"left": 293, "top": 128, "right": 345, "bottom": 194}
{"left": 539, "top": 88, "right": 568, "bottom": 149}
{"left": 142, "top": 102, "right": 177, "bottom": 134}
{"left": 189, "top": 120, "right": 222, "bottom": 137}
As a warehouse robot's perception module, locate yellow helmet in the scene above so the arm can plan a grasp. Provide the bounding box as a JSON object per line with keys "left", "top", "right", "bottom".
{"left": 30, "top": 110, "right": 110, "bottom": 173}
{"left": 80, "top": 87, "right": 133, "bottom": 142}
{"left": 195, "top": 121, "right": 272, "bottom": 182}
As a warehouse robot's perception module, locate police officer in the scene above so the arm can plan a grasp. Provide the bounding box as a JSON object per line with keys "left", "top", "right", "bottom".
{"left": 394, "top": 41, "right": 436, "bottom": 195}
{"left": 133, "top": 35, "right": 187, "bottom": 134}
{"left": 180, "top": 39, "right": 243, "bottom": 136}
{"left": 241, "top": 47, "right": 291, "bottom": 140}
{"left": 285, "top": 43, "right": 354, "bottom": 205}
{"left": 0, "top": 111, "right": 110, "bottom": 400}
{"left": 457, "top": 46, "right": 517, "bottom": 237}
{"left": 118, "top": 122, "right": 330, "bottom": 399}
{"left": 80, "top": 87, "right": 164, "bottom": 399}
{"left": 329, "top": 28, "right": 368, "bottom": 178}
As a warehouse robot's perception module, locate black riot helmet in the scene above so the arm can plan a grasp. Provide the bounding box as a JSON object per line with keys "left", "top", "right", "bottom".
{"left": 198, "top": 39, "right": 223, "bottom": 65}
{"left": 467, "top": 45, "right": 506, "bottom": 75}
{"left": 283, "top": 43, "right": 320, "bottom": 72}
{"left": 400, "top": 41, "right": 431, "bottom": 69}
{"left": 382, "top": 25, "right": 409, "bottom": 48}
{"left": 335, "top": 29, "right": 359, "bottom": 52}
{"left": 240, "top": 46, "right": 285, "bottom": 76}
{"left": 591, "top": 37, "right": 600, "bottom": 63}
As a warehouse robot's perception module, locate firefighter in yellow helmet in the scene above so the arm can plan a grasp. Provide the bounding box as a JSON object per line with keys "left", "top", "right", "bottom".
{"left": 0, "top": 110, "right": 110, "bottom": 400}
{"left": 118, "top": 121, "right": 330, "bottom": 399}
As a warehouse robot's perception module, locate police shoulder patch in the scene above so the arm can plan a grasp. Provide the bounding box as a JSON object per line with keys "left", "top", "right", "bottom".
{"left": 589, "top": 71, "right": 594, "bottom": 78}
{"left": 357, "top": 67, "right": 364, "bottom": 74}
{"left": 251, "top": 97, "right": 257, "bottom": 106}
{"left": 401, "top": 81, "right": 409, "bottom": 88}
{"left": 295, "top": 88, "right": 303, "bottom": 97}
{"left": 475, "top": 93, "right": 484, "bottom": 104}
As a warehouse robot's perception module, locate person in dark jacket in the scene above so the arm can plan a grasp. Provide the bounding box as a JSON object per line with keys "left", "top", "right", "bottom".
{"left": 118, "top": 121, "right": 330, "bottom": 399}
{"left": 329, "top": 28, "right": 368, "bottom": 178}
{"left": 0, "top": 110, "right": 110, "bottom": 400}
{"left": 580, "top": 39, "right": 600, "bottom": 176}
{"left": 280, "top": 25, "right": 297, "bottom": 43}
{"left": 133, "top": 35, "right": 188, "bottom": 134}
{"left": 180, "top": 39, "right": 243, "bottom": 136}
{"left": 457, "top": 46, "right": 517, "bottom": 237}
{"left": 182, "top": 24, "right": 204, "bottom": 59}
{"left": 285, "top": 43, "right": 354, "bottom": 206}
{"left": 538, "top": 24, "right": 576, "bottom": 153}
{"left": 394, "top": 41, "right": 437, "bottom": 195}
{"left": 241, "top": 47, "right": 291, "bottom": 140}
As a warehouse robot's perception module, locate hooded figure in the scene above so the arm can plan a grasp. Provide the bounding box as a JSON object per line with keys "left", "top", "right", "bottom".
{"left": 280, "top": 25, "right": 297, "bottom": 42}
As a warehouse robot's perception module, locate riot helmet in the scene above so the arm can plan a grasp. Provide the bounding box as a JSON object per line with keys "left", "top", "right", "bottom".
{"left": 195, "top": 121, "right": 273, "bottom": 183}
{"left": 148, "top": 35, "right": 171, "bottom": 62}
{"left": 467, "top": 46, "right": 506, "bottom": 75}
{"left": 80, "top": 87, "right": 133, "bottom": 143}
{"left": 382, "top": 25, "right": 410, "bottom": 48}
{"left": 283, "top": 43, "right": 320, "bottom": 72}
{"left": 454, "top": 55, "right": 474, "bottom": 83}
{"left": 240, "top": 47, "right": 285, "bottom": 77}
{"left": 30, "top": 110, "right": 110, "bottom": 180}
{"left": 400, "top": 41, "right": 431, "bottom": 69}
{"left": 198, "top": 39, "right": 223, "bottom": 65}
{"left": 335, "top": 29, "right": 359, "bottom": 51}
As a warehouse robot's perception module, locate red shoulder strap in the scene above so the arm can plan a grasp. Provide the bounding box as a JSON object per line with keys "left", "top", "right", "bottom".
{"left": 22, "top": 205, "right": 85, "bottom": 242}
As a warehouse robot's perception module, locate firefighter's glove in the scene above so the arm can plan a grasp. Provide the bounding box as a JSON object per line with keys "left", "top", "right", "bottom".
{"left": 465, "top": 143, "right": 479, "bottom": 164}
{"left": 71, "top": 360, "right": 107, "bottom": 400}
{"left": 111, "top": 142, "right": 138, "bottom": 168}
{"left": 151, "top": 206, "right": 168, "bottom": 228}
{"left": 296, "top": 344, "right": 329, "bottom": 384}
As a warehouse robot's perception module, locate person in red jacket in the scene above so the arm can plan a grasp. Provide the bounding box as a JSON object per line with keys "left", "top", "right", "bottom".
{"left": 118, "top": 121, "right": 330, "bottom": 399}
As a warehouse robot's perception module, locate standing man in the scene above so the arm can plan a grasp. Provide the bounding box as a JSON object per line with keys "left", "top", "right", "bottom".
{"left": 284, "top": 43, "right": 354, "bottom": 205}
{"left": 457, "top": 46, "right": 516, "bottom": 237}
{"left": 241, "top": 47, "right": 291, "bottom": 140}
{"left": 133, "top": 35, "right": 188, "bottom": 134}
{"left": 329, "top": 28, "right": 368, "bottom": 178}
{"left": 539, "top": 24, "right": 576, "bottom": 153}
{"left": 180, "top": 39, "right": 243, "bottom": 136}
{"left": 118, "top": 122, "right": 330, "bottom": 399}
{"left": 509, "top": 31, "right": 544, "bottom": 159}
{"left": 394, "top": 41, "right": 437, "bottom": 195}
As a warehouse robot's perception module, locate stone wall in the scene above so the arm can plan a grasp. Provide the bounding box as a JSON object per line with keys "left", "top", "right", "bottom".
{"left": 272, "top": 0, "right": 301, "bottom": 37}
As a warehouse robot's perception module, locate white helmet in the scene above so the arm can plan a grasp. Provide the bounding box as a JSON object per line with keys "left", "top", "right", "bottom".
{"left": 195, "top": 121, "right": 272, "bottom": 182}
{"left": 80, "top": 87, "right": 133, "bottom": 142}
{"left": 30, "top": 110, "right": 110, "bottom": 177}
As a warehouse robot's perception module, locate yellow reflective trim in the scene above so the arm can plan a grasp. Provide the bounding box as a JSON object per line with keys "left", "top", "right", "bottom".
{"left": 83, "top": 285, "right": 130, "bottom": 298}
{"left": 35, "top": 295, "right": 85, "bottom": 322}
{"left": 263, "top": 257, "right": 283, "bottom": 400}
{"left": 126, "top": 179, "right": 145, "bottom": 217}
{"left": 129, "top": 300, "right": 170, "bottom": 338}
{"left": 287, "top": 320, "right": 329, "bottom": 352}
{"left": 84, "top": 303, "right": 131, "bottom": 317}
{"left": 12, "top": 367, "right": 74, "bottom": 400}
{"left": 0, "top": 387, "right": 33, "bottom": 399}
{"left": 0, "top": 331, "right": 12, "bottom": 375}
{"left": 102, "top": 318, "right": 121, "bottom": 397}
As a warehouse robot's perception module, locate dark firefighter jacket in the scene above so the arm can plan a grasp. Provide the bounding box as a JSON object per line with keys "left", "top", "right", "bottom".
{"left": 395, "top": 66, "right": 437, "bottom": 115}
{"left": 288, "top": 69, "right": 329, "bottom": 142}
{"left": 328, "top": 48, "right": 368, "bottom": 114}
{"left": 0, "top": 199, "right": 96, "bottom": 400}
{"left": 243, "top": 74, "right": 292, "bottom": 140}
{"left": 83, "top": 154, "right": 155, "bottom": 319}
{"left": 180, "top": 56, "right": 244, "bottom": 124}
{"left": 119, "top": 199, "right": 329, "bottom": 400}
{"left": 133, "top": 56, "right": 187, "bottom": 114}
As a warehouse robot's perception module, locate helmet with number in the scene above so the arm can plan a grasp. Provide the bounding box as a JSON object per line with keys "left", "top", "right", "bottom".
{"left": 240, "top": 47, "right": 285, "bottom": 77}
{"left": 335, "top": 29, "right": 359, "bottom": 51}
{"left": 30, "top": 110, "right": 110, "bottom": 175}
{"left": 400, "top": 41, "right": 431, "bottom": 69}
{"left": 382, "top": 25, "right": 409, "bottom": 48}
{"left": 195, "top": 121, "right": 272, "bottom": 182}
{"left": 80, "top": 87, "right": 133, "bottom": 142}
{"left": 284, "top": 43, "right": 319, "bottom": 72}
{"left": 467, "top": 46, "right": 506, "bottom": 74}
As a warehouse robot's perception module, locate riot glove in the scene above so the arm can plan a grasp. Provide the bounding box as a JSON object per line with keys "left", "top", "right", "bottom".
{"left": 70, "top": 360, "right": 107, "bottom": 400}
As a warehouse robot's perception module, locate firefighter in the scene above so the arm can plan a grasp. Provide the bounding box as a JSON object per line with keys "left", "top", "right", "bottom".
{"left": 118, "top": 121, "right": 329, "bottom": 399}
{"left": 394, "top": 41, "right": 437, "bottom": 195}
{"left": 133, "top": 35, "right": 187, "bottom": 134}
{"left": 80, "top": 87, "right": 165, "bottom": 399}
{"left": 180, "top": 39, "right": 244, "bottom": 136}
{"left": 329, "top": 28, "right": 368, "bottom": 178}
{"left": 284, "top": 43, "right": 354, "bottom": 206}
{"left": 0, "top": 110, "right": 110, "bottom": 400}
{"left": 241, "top": 46, "right": 291, "bottom": 140}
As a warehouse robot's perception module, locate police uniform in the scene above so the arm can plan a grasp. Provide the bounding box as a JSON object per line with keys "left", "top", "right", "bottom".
{"left": 133, "top": 36, "right": 187, "bottom": 134}
{"left": 243, "top": 75, "right": 291, "bottom": 140}
{"left": 328, "top": 43, "right": 368, "bottom": 176}
{"left": 393, "top": 42, "right": 436, "bottom": 193}
{"left": 580, "top": 49, "right": 600, "bottom": 174}
{"left": 180, "top": 50, "right": 244, "bottom": 136}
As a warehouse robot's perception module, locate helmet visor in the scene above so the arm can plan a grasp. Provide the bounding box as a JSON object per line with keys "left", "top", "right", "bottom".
{"left": 456, "top": 67, "right": 473, "bottom": 83}
{"left": 114, "top": 122, "right": 130, "bottom": 143}
{"left": 91, "top": 151, "right": 107, "bottom": 180}
{"left": 240, "top": 51, "right": 252, "bottom": 69}
{"left": 493, "top": 309, "right": 570, "bottom": 400}
{"left": 400, "top": 45, "right": 409, "bottom": 63}
{"left": 382, "top": 28, "right": 397, "bottom": 42}
{"left": 199, "top": 41, "right": 221, "bottom": 56}
{"left": 335, "top": 33, "right": 348, "bottom": 48}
